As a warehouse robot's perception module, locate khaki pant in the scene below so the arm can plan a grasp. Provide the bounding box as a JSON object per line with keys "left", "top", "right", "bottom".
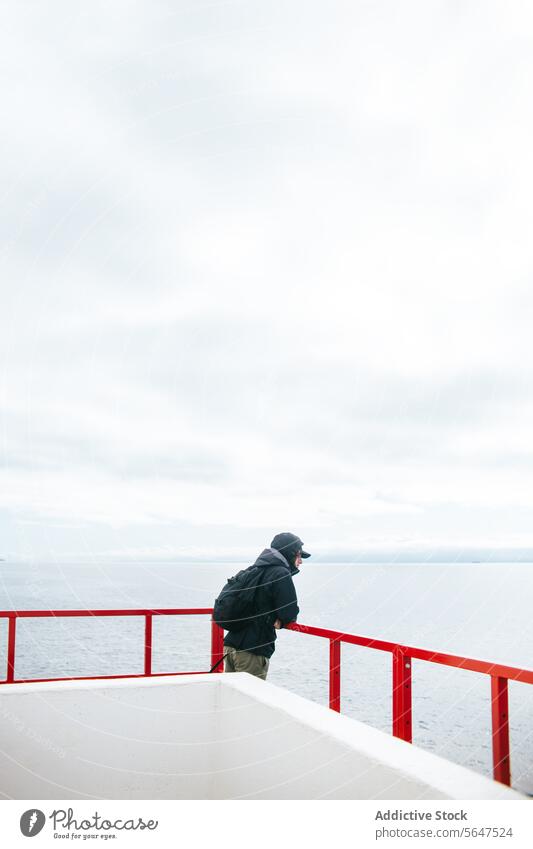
{"left": 224, "top": 646, "right": 270, "bottom": 680}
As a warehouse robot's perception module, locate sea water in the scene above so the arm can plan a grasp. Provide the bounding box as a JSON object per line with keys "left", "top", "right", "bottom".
{"left": 0, "top": 559, "right": 532, "bottom": 794}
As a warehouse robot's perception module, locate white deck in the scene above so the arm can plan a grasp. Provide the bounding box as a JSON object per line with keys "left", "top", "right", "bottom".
{"left": 0, "top": 673, "right": 524, "bottom": 800}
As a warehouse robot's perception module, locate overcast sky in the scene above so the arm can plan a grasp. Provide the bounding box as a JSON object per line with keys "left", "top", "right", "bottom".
{"left": 1, "top": 1, "right": 533, "bottom": 560}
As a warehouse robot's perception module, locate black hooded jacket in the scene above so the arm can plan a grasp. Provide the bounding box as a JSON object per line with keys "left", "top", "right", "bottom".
{"left": 223, "top": 548, "right": 299, "bottom": 658}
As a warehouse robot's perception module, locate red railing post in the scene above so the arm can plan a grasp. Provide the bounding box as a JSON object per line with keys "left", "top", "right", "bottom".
{"left": 211, "top": 620, "right": 225, "bottom": 673}
{"left": 329, "top": 638, "right": 341, "bottom": 712}
{"left": 491, "top": 676, "right": 511, "bottom": 786}
{"left": 144, "top": 614, "right": 153, "bottom": 676}
{"left": 6, "top": 615, "right": 16, "bottom": 683}
{"left": 392, "top": 646, "right": 412, "bottom": 743}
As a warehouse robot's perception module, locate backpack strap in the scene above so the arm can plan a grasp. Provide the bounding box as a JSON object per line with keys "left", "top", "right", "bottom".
{"left": 209, "top": 654, "right": 228, "bottom": 673}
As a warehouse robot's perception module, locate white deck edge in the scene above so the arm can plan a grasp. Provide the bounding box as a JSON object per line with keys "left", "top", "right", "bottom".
{"left": 0, "top": 672, "right": 525, "bottom": 800}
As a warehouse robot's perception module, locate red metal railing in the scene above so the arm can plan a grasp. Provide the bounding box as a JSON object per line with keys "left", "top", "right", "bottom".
{"left": 1, "top": 608, "right": 532, "bottom": 788}
{"left": 0, "top": 609, "right": 225, "bottom": 686}
{"left": 285, "top": 621, "right": 533, "bottom": 787}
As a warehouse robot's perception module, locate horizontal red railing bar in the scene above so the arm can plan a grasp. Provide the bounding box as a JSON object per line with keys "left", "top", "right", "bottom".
{"left": 0, "top": 608, "right": 212, "bottom": 618}
{"left": 285, "top": 622, "right": 533, "bottom": 685}
{"left": 2, "top": 609, "right": 531, "bottom": 684}
{"left": 8, "top": 671, "right": 211, "bottom": 685}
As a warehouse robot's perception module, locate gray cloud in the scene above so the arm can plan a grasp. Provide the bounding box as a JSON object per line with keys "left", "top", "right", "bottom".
{"left": 2, "top": 1, "right": 533, "bottom": 556}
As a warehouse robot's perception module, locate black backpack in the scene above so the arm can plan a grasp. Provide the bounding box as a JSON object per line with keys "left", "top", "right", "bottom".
{"left": 212, "top": 565, "right": 266, "bottom": 631}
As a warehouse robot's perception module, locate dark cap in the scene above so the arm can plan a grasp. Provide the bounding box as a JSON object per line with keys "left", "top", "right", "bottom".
{"left": 270, "top": 532, "right": 311, "bottom": 559}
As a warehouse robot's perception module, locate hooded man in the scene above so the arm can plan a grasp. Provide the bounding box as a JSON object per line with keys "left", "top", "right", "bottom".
{"left": 223, "top": 532, "right": 311, "bottom": 680}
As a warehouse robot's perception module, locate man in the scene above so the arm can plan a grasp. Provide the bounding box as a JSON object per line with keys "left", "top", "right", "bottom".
{"left": 224, "top": 532, "right": 311, "bottom": 680}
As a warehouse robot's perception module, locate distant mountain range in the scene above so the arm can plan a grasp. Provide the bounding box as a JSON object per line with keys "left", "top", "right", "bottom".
{"left": 306, "top": 547, "right": 533, "bottom": 564}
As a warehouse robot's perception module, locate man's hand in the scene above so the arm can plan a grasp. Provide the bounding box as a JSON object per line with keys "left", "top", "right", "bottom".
{"left": 273, "top": 619, "right": 282, "bottom": 629}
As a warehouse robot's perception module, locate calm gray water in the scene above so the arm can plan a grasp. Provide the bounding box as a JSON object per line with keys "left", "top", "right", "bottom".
{"left": 1, "top": 559, "right": 532, "bottom": 794}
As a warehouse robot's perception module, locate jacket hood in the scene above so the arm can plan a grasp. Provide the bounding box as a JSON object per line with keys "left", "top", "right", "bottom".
{"left": 254, "top": 547, "right": 300, "bottom": 576}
